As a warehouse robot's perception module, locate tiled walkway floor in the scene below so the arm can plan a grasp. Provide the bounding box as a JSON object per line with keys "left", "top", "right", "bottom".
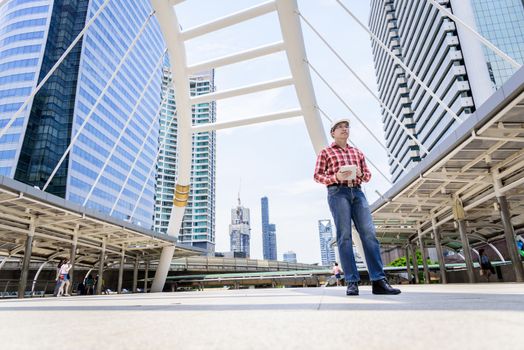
{"left": 1, "top": 283, "right": 522, "bottom": 349}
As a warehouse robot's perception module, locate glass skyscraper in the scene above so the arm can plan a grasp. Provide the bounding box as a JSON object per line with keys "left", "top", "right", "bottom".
{"left": 369, "top": 0, "right": 524, "bottom": 181}
{"left": 0, "top": 0, "right": 164, "bottom": 227}
{"left": 470, "top": 0, "right": 524, "bottom": 89}
{"left": 318, "top": 219, "right": 335, "bottom": 266}
{"left": 0, "top": 0, "right": 52, "bottom": 178}
{"left": 261, "top": 196, "right": 277, "bottom": 260}
{"left": 154, "top": 67, "right": 216, "bottom": 253}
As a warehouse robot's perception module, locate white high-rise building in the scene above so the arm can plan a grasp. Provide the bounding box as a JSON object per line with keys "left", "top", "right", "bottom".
{"left": 369, "top": 0, "right": 524, "bottom": 181}
{"left": 229, "top": 196, "right": 250, "bottom": 257}
{"left": 154, "top": 68, "right": 216, "bottom": 253}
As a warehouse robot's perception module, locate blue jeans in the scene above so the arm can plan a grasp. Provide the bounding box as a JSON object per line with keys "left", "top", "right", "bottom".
{"left": 327, "top": 186, "right": 386, "bottom": 283}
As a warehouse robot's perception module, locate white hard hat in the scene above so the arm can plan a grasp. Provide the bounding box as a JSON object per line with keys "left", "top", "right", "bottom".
{"left": 330, "top": 118, "right": 351, "bottom": 132}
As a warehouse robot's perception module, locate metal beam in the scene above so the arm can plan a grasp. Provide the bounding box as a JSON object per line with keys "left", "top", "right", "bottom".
{"left": 275, "top": 0, "right": 328, "bottom": 154}
{"left": 191, "top": 109, "right": 302, "bottom": 133}
{"left": 151, "top": 0, "right": 192, "bottom": 293}
{"left": 187, "top": 42, "right": 285, "bottom": 74}
{"left": 189, "top": 77, "right": 294, "bottom": 105}
{"left": 180, "top": 1, "right": 276, "bottom": 41}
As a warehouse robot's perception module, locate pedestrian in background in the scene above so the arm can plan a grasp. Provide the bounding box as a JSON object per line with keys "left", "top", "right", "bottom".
{"left": 332, "top": 262, "right": 342, "bottom": 286}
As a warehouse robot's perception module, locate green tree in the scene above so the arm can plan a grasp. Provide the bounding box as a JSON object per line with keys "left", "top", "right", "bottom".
{"left": 387, "top": 251, "right": 437, "bottom": 283}
{"left": 387, "top": 250, "right": 435, "bottom": 267}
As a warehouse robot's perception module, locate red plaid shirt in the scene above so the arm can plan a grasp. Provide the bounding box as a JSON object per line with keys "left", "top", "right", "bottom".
{"left": 314, "top": 142, "right": 371, "bottom": 186}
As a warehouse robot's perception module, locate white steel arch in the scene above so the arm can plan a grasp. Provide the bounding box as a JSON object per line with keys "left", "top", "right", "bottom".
{"left": 149, "top": 0, "right": 330, "bottom": 292}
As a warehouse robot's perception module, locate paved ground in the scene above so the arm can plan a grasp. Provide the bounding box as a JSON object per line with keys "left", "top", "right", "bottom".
{"left": 1, "top": 283, "right": 522, "bottom": 349}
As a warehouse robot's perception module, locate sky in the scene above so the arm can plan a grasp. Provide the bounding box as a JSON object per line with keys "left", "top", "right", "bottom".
{"left": 175, "top": 0, "right": 391, "bottom": 264}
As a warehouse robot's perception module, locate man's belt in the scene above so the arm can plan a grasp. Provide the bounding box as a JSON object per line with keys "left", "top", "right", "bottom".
{"left": 327, "top": 183, "right": 361, "bottom": 189}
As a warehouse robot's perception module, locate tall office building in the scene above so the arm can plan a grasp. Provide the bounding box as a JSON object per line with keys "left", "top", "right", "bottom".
{"left": 469, "top": 0, "right": 524, "bottom": 89}
{"left": 261, "top": 196, "right": 277, "bottom": 260}
{"left": 229, "top": 196, "right": 250, "bottom": 257}
{"left": 0, "top": 0, "right": 164, "bottom": 227}
{"left": 154, "top": 67, "right": 216, "bottom": 253}
{"left": 369, "top": 0, "right": 524, "bottom": 181}
{"left": 283, "top": 250, "right": 297, "bottom": 263}
{"left": 318, "top": 219, "right": 336, "bottom": 266}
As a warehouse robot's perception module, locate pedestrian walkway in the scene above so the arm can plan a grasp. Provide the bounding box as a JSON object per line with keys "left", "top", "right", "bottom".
{"left": 0, "top": 284, "right": 522, "bottom": 349}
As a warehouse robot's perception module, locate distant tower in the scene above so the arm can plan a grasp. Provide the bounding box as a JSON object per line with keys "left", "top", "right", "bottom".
{"left": 318, "top": 220, "right": 336, "bottom": 266}
{"left": 283, "top": 251, "right": 297, "bottom": 263}
{"left": 261, "top": 196, "right": 277, "bottom": 260}
{"left": 229, "top": 193, "right": 250, "bottom": 257}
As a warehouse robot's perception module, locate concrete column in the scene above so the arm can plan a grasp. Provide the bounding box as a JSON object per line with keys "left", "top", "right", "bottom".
{"left": 497, "top": 196, "right": 524, "bottom": 282}
{"left": 457, "top": 220, "right": 476, "bottom": 283}
{"left": 453, "top": 196, "right": 476, "bottom": 283}
{"left": 96, "top": 238, "right": 106, "bottom": 295}
{"left": 405, "top": 246, "right": 413, "bottom": 283}
{"left": 132, "top": 258, "right": 139, "bottom": 293}
{"left": 150, "top": 245, "right": 175, "bottom": 292}
{"left": 68, "top": 226, "right": 79, "bottom": 294}
{"left": 432, "top": 218, "right": 448, "bottom": 284}
{"left": 117, "top": 249, "right": 125, "bottom": 294}
{"left": 492, "top": 168, "right": 524, "bottom": 282}
{"left": 18, "top": 216, "right": 36, "bottom": 298}
{"left": 143, "top": 260, "right": 149, "bottom": 293}
{"left": 409, "top": 243, "right": 420, "bottom": 284}
{"left": 418, "top": 232, "right": 431, "bottom": 284}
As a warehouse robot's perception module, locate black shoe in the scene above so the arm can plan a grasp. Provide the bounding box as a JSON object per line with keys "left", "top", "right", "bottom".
{"left": 346, "top": 282, "right": 359, "bottom": 296}
{"left": 372, "top": 279, "right": 401, "bottom": 295}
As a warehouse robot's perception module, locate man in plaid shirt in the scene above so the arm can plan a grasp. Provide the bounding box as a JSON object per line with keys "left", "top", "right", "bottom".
{"left": 314, "top": 118, "right": 401, "bottom": 296}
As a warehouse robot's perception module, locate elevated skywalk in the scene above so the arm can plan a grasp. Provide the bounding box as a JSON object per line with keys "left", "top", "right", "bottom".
{"left": 370, "top": 66, "right": 524, "bottom": 282}
{"left": 0, "top": 175, "right": 205, "bottom": 269}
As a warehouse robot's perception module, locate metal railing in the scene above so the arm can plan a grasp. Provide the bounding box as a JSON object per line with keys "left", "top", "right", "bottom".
{"left": 169, "top": 257, "right": 320, "bottom": 273}
{"left": 0, "top": 279, "right": 55, "bottom": 298}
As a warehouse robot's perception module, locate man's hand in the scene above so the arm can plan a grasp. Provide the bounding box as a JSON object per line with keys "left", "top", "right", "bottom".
{"left": 356, "top": 167, "right": 362, "bottom": 178}
{"left": 336, "top": 169, "right": 352, "bottom": 182}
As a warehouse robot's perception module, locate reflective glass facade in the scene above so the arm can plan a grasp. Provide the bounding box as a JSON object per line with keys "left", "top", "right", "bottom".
{"left": 471, "top": 0, "right": 524, "bottom": 89}
{"left": 0, "top": 0, "right": 52, "bottom": 177}
{"left": 0, "top": 0, "right": 164, "bottom": 228}
{"left": 66, "top": 0, "right": 163, "bottom": 227}
{"left": 15, "top": 0, "right": 89, "bottom": 196}
{"left": 154, "top": 68, "right": 216, "bottom": 253}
